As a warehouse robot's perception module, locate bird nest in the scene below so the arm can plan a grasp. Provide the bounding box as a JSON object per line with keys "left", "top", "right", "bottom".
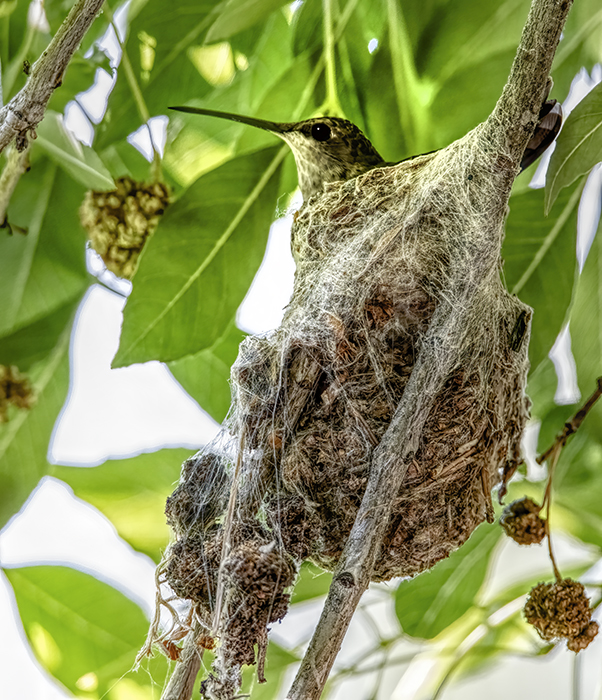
{"left": 158, "top": 126, "right": 531, "bottom": 696}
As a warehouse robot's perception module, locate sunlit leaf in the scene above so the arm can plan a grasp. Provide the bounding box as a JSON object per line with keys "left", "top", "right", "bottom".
{"left": 97, "top": 0, "right": 217, "bottom": 147}
{"left": 3, "top": 565, "right": 166, "bottom": 696}
{"left": 0, "top": 323, "right": 73, "bottom": 528}
{"left": 52, "top": 448, "right": 190, "bottom": 560}
{"left": 114, "top": 146, "right": 285, "bottom": 366}
{"left": 35, "top": 111, "right": 115, "bottom": 190}
{"left": 291, "top": 562, "right": 332, "bottom": 604}
{"left": 395, "top": 523, "right": 501, "bottom": 640}
{"left": 169, "top": 319, "right": 244, "bottom": 422}
{"left": 1, "top": 159, "right": 89, "bottom": 337}
{"left": 545, "top": 83, "right": 602, "bottom": 213}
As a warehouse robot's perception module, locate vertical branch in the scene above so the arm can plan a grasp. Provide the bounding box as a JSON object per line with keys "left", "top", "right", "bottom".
{"left": 285, "top": 0, "right": 574, "bottom": 698}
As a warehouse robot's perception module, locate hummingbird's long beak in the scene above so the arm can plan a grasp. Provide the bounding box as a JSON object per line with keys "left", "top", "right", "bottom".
{"left": 168, "top": 106, "right": 292, "bottom": 135}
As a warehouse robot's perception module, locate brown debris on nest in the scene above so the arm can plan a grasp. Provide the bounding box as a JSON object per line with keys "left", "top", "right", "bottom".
{"left": 159, "top": 128, "right": 532, "bottom": 696}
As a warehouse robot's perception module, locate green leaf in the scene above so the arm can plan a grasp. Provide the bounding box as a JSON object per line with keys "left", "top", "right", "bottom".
{"left": 115, "top": 145, "right": 285, "bottom": 366}
{"left": 429, "top": 49, "right": 516, "bottom": 150}
{"left": 97, "top": 0, "right": 218, "bottom": 147}
{"left": 169, "top": 319, "right": 244, "bottom": 422}
{"left": 417, "top": 0, "right": 528, "bottom": 82}
{"left": 502, "top": 182, "right": 581, "bottom": 369}
{"left": 241, "top": 642, "right": 299, "bottom": 700}
{"left": 568, "top": 218, "right": 602, "bottom": 436}
{"left": 551, "top": 0, "right": 602, "bottom": 98}
{"left": 0, "top": 297, "right": 80, "bottom": 371}
{"left": 1, "top": 159, "right": 89, "bottom": 337}
{"left": 52, "top": 448, "right": 190, "bottom": 561}
{"left": 545, "top": 83, "right": 602, "bottom": 213}
{"left": 548, "top": 429, "right": 602, "bottom": 549}
{"left": 0, "top": 322, "right": 73, "bottom": 528}
{"left": 395, "top": 523, "right": 501, "bottom": 640}
{"left": 3, "top": 565, "right": 165, "bottom": 696}
{"left": 291, "top": 562, "right": 332, "bottom": 604}
{"left": 206, "top": 0, "right": 290, "bottom": 42}
{"left": 35, "top": 111, "right": 115, "bottom": 190}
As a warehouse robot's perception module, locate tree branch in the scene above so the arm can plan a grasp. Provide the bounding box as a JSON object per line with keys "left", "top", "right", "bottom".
{"left": 486, "top": 0, "right": 573, "bottom": 170}
{"left": 0, "top": 0, "right": 105, "bottom": 154}
{"left": 286, "top": 0, "right": 573, "bottom": 698}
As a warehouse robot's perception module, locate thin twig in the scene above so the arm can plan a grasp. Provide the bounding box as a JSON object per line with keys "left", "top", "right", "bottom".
{"left": 543, "top": 445, "right": 563, "bottom": 582}
{"left": 161, "top": 622, "right": 203, "bottom": 700}
{"left": 0, "top": 0, "right": 105, "bottom": 154}
{"left": 537, "top": 377, "right": 602, "bottom": 465}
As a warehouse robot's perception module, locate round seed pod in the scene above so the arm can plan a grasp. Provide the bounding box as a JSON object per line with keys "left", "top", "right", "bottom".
{"left": 524, "top": 579, "right": 599, "bottom": 651}
{"left": 500, "top": 497, "right": 546, "bottom": 545}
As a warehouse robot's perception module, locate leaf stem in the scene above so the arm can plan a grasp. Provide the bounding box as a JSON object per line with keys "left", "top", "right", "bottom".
{"left": 103, "top": 1, "right": 162, "bottom": 181}
{"left": 322, "top": 0, "right": 343, "bottom": 116}
{"left": 387, "top": 0, "right": 427, "bottom": 153}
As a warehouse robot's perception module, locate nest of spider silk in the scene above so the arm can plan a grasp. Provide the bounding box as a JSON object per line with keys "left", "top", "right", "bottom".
{"left": 161, "top": 126, "right": 531, "bottom": 697}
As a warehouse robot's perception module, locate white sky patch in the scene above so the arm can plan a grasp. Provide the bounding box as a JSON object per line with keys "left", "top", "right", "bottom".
{"left": 127, "top": 115, "right": 168, "bottom": 160}
{"left": 368, "top": 38, "right": 379, "bottom": 54}
{"left": 237, "top": 201, "right": 299, "bottom": 335}
{"left": 548, "top": 324, "right": 580, "bottom": 405}
{"left": 50, "top": 285, "right": 219, "bottom": 466}
{"left": 577, "top": 163, "right": 602, "bottom": 270}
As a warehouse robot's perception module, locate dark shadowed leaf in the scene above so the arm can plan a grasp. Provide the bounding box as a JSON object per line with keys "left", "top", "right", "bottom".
{"left": 114, "top": 145, "right": 285, "bottom": 366}
{"left": 395, "top": 523, "right": 501, "bottom": 639}
{"left": 502, "top": 182, "right": 581, "bottom": 369}
{"left": 206, "top": 0, "right": 290, "bottom": 42}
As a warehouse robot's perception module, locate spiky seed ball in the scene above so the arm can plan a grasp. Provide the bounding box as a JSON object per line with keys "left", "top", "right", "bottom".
{"left": 500, "top": 497, "right": 546, "bottom": 545}
{"left": 80, "top": 177, "right": 171, "bottom": 279}
{"left": 524, "top": 579, "right": 598, "bottom": 651}
{"left": 0, "top": 365, "right": 35, "bottom": 422}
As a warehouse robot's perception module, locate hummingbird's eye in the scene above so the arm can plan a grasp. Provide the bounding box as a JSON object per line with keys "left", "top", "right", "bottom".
{"left": 311, "top": 123, "right": 331, "bottom": 141}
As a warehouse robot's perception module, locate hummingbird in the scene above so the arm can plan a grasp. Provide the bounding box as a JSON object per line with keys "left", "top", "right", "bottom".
{"left": 169, "top": 101, "right": 562, "bottom": 200}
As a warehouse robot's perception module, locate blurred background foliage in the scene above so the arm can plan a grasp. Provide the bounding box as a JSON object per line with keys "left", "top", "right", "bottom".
{"left": 1, "top": 0, "right": 602, "bottom": 697}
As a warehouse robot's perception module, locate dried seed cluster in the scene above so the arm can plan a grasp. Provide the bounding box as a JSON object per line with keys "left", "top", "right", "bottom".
{"left": 80, "top": 177, "right": 170, "bottom": 279}
{"left": 0, "top": 365, "right": 35, "bottom": 422}
{"left": 500, "top": 497, "right": 546, "bottom": 545}
{"left": 525, "top": 579, "right": 599, "bottom": 652}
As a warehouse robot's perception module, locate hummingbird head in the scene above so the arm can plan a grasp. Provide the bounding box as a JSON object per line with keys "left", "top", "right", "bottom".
{"left": 169, "top": 107, "right": 385, "bottom": 200}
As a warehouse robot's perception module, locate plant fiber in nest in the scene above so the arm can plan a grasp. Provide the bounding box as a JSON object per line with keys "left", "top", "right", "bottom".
{"left": 161, "top": 124, "right": 531, "bottom": 687}
{"left": 229, "top": 124, "right": 531, "bottom": 578}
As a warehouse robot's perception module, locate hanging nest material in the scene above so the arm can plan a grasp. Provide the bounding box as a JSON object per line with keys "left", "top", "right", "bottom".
{"left": 159, "top": 125, "right": 532, "bottom": 696}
